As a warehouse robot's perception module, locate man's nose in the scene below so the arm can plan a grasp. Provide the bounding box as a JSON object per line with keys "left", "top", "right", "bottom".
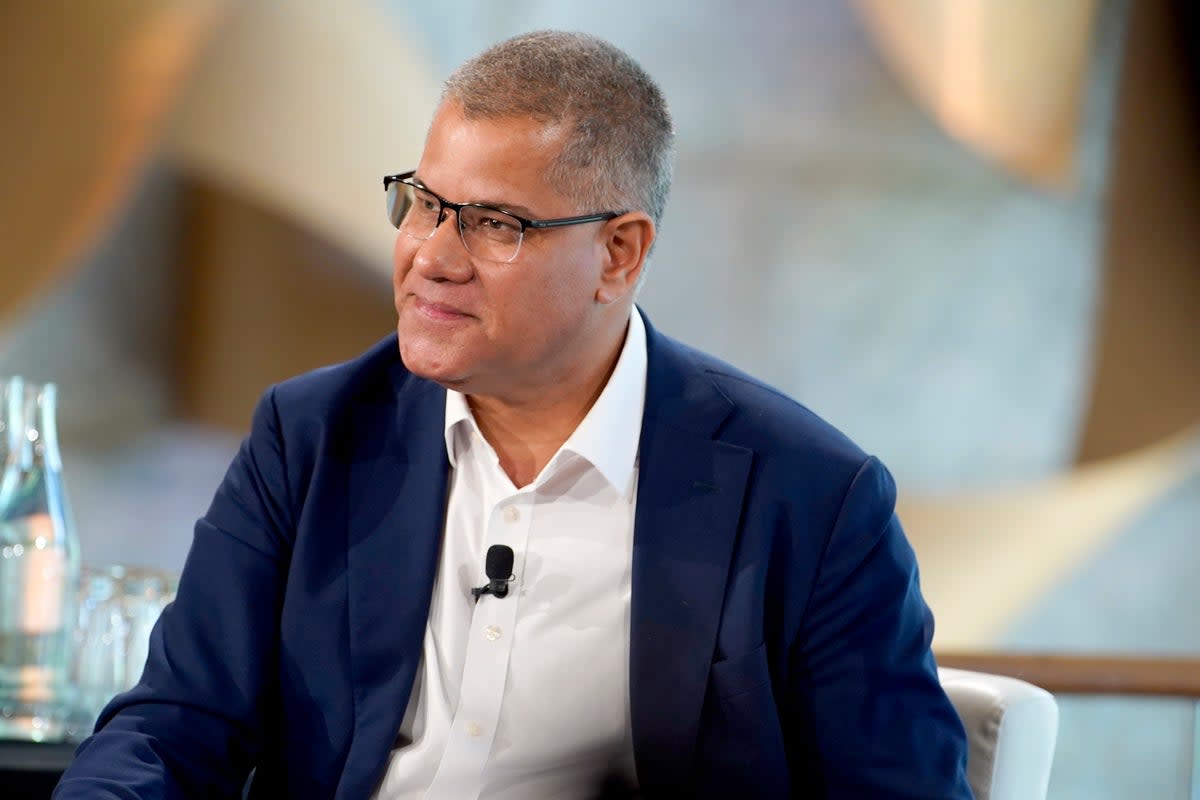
{"left": 411, "top": 207, "right": 472, "bottom": 281}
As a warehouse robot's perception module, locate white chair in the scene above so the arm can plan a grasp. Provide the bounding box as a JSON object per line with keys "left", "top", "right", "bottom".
{"left": 939, "top": 667, "right": 1059, "bottom": 800}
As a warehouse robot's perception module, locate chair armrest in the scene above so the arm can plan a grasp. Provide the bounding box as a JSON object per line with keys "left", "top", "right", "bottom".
{"left": 938, "top": 666, "right": 1059, "bottom": 800}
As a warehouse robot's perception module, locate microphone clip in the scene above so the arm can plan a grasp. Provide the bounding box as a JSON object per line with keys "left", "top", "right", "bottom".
{"left": 471, "top": 577, "right": 512, "bottom": 601}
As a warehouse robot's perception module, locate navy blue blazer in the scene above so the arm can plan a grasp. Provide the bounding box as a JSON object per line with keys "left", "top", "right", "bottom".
{"left": 56, "top": 315, "right": 971, "bottom": 799}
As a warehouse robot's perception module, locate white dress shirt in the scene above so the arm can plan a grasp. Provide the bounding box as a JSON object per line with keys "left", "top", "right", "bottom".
{"left": 372, "top": 310, "right": 647, "bottom": 800}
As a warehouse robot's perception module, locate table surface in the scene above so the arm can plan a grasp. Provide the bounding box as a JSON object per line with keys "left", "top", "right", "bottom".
{"left": 0, "top": 739, "right": 77, "bottom": 769}
{"left": 0, "top": 739, "right": 77, "bottom": 799}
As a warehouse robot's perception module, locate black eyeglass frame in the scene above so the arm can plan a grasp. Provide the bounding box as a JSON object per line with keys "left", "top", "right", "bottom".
{"left": 383, "top": 170, "right": 623, "bottom": 236}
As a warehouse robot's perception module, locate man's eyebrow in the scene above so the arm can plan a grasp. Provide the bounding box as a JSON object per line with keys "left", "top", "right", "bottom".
{"left": 486, "top": 200, "right": 537, "bottom": 218}
{"left": 410, "top": 173, "right": 537, "bottom": 218}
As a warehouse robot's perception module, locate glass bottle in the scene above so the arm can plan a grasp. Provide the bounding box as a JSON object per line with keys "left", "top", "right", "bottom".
{"left": 0, "top": 376, "right": 80, "bottom": 741}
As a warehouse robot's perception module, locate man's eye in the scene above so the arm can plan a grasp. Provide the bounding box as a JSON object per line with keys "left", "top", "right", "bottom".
{"left": 480, "top": 216, "right": 518, "bottom": 231}
{"left": 467, "top": 212, "right": 520, "bottom": 233}
{"left": 413, "top": 192, "right": 438, "bottom": 212}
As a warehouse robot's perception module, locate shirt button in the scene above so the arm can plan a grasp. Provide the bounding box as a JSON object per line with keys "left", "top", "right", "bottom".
{"left": 483, "top": 625, "right": 502, "bottom": 641}
{"left": 503, "top": 505, "right": 520, "bottom": 523}
{"left": 465, "top": 722, "right": 483, "bottom": 738}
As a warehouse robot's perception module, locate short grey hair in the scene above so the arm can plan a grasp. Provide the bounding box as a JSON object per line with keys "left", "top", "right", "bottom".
{"left": 442, "top": 30, "right": 675, "bottom": 230}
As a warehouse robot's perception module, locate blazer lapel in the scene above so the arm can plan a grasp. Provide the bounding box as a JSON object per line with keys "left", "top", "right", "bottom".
{"left": 630, "top": 319, "right": 753, "bottom": 793}
{"left": 337, "top": 366, "right": 450, "bottom": 800}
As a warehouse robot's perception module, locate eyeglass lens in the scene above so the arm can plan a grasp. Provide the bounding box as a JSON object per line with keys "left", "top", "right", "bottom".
{"left": 387, "top": 181, "right": 524, "bottom": 262}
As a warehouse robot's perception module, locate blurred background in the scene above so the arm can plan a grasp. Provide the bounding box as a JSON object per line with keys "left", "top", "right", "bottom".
{"left": 1, "top": 0, "right": 1197, "bottom": 796}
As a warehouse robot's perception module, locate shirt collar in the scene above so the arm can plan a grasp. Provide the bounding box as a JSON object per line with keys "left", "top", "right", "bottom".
{"left": 443, "top": 309, "right": 648, "bottom": 496}
{"left": 443, "top": 385, "right": 476, "bottom": 470}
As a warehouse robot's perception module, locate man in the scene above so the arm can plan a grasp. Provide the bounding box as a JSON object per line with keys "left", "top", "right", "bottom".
{"left": 56, "top": 30, "right": 972, "bottom": 799}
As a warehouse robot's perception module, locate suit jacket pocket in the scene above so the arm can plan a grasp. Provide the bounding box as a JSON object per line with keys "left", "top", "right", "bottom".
{"left": 709, "top": 641, "right": 770, "bottom": 701}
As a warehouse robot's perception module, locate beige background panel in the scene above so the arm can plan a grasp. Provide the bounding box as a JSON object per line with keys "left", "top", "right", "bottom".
{"left": 162, "top": 0, "right": 439, "bottom": 279}
{"left": 1076, "top": 0, "right": 1200, "bottom": 462}
{"left": 174, "top": 180, "right": 397, "bottom": 432}
{"left": 851, "top": 0, "right": 1099, "bottom": 186}
{"left": 902, "top": 425, "right": 1200, "bottom": 649}
{"left": 0, "top": 0, "right": 230, "bottom": 319}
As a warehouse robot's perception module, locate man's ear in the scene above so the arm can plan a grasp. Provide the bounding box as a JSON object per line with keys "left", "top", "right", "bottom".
{"left": 595, "top": 212, "right": 655, "bottom": 304}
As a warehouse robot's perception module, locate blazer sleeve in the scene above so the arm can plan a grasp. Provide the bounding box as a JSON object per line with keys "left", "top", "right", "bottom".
{"left": 788, "top": 456, "right": 973, "bottom": 798}
{"left": 54, "top": 388, "right": 296, "bottom": 800}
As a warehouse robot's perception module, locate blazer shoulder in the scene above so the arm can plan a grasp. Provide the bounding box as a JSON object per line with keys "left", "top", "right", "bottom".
{"left": 244, "top": 333, "right": 442, "bottom": 469}
{"left": 665, "top": 334, "right": 868, "bottom": 470}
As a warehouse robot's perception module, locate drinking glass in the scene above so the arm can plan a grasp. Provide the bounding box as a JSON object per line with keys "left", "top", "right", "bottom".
{"left": 67, "top": 564, "right": 176, "bottom": 740}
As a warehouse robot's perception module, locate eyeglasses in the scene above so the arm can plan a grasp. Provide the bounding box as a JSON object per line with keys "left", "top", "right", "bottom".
{"left": 383, "top": 171, "right": 621, "bottom": 264}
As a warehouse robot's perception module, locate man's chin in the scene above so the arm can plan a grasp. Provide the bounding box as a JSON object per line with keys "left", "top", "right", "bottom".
{"left": 397, "top": 340, "right": 470, "bottom": 389}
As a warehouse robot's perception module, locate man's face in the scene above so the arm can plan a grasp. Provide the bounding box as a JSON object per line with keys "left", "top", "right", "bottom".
{"left": 393, "top": 101, "right": 616, "bottom": 400}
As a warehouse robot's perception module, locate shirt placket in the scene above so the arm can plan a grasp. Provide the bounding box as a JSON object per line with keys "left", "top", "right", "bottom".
{"left": 423, "top": 489, "right": 532, "bottom": 800}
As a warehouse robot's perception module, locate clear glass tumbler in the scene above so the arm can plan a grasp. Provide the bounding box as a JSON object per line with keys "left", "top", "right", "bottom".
{"left": 68, "top": 565, "right": 176, "bottom": 740}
